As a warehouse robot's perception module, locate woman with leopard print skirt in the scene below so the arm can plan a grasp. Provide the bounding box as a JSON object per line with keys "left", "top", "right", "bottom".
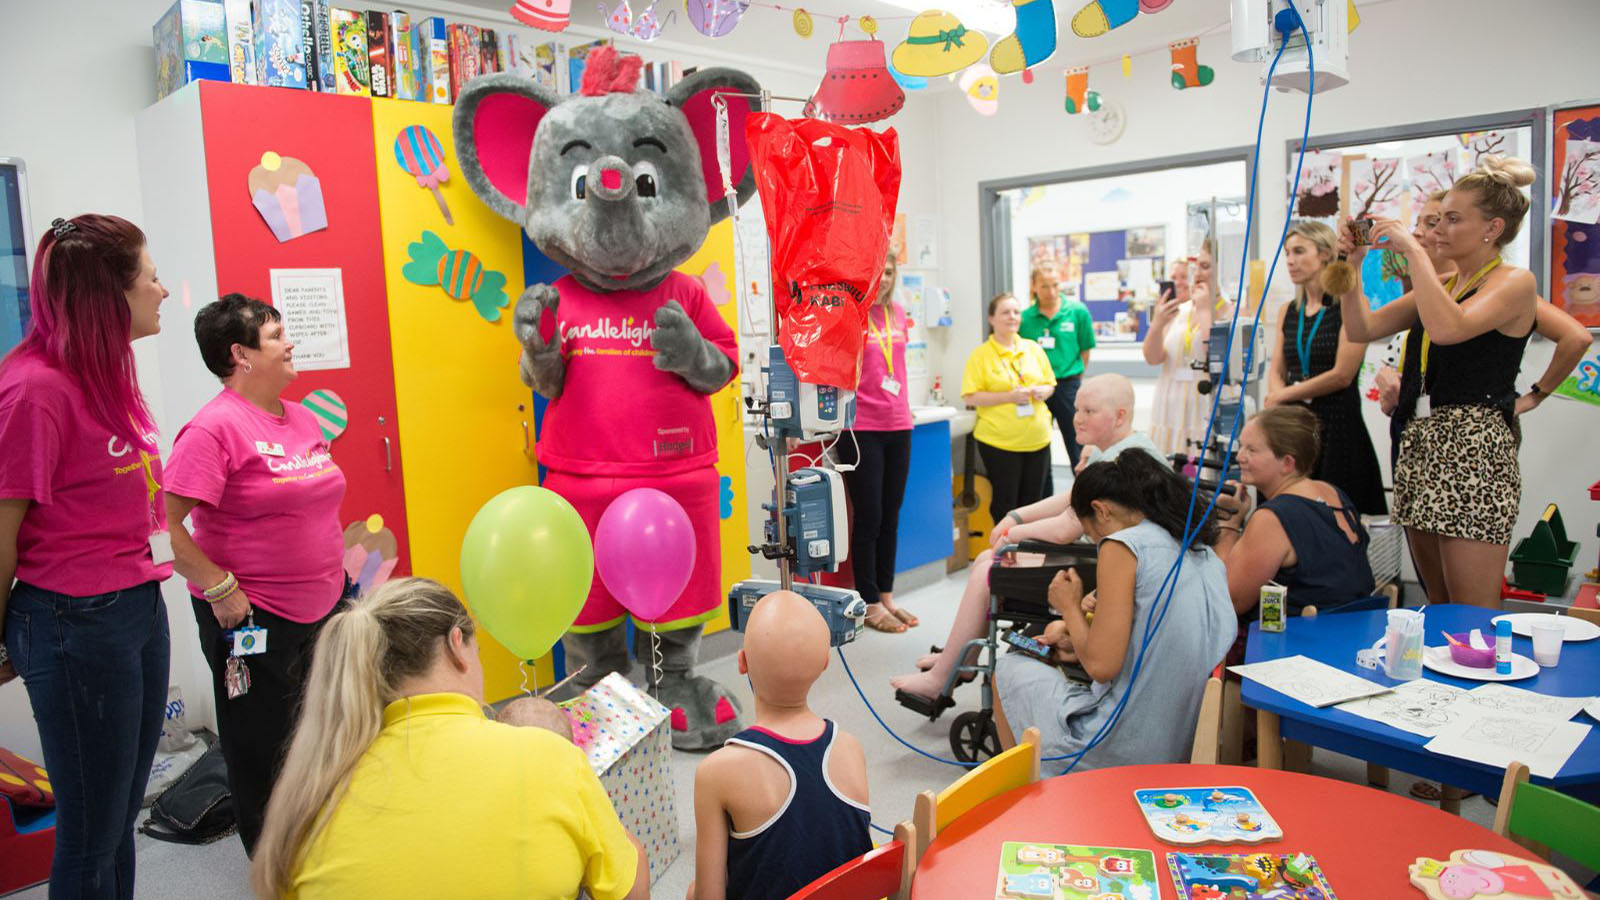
{"left": 1335, "top": 155, "right": 1540, "bottom": 609}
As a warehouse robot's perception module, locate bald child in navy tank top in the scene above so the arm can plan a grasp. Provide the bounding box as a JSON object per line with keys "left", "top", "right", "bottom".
{"left": 690, "top": 591, "right": 872, "bottom": 900}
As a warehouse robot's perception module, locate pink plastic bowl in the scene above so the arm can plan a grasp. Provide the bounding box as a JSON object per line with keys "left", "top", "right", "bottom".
{"left": 1448, "top": 634, "right": 1496, "bottom": 668}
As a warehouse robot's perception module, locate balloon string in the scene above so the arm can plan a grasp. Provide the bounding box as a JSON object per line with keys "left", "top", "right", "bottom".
{"left": 518, "top": 659, "right": 540, "bottom": 698}
{"left": 650, "top": 624, "right": 663, "bottom": 699}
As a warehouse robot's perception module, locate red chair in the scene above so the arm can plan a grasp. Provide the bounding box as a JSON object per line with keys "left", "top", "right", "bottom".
{"left": 788, "top": 820, "right": 916, "bottom": 900}
{"left": 0, "top": 797, "right": 55, "bottom": 895}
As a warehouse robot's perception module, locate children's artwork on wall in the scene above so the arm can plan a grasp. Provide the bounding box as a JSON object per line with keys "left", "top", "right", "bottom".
{"left": 343, "top": 514, "right": 400, "bottom": 595}
{"left": 402, "top": 231, "right": 511, "bottom": 322}
{"left": 685, "top": 0, "right": 749, "bottom": 37}
{"left": 989, "top": 0, "right": 1056, "bottom": 76}
{"left": 1347, "top": 156, "right": 1404, "bottom": 220}
{"left": 1361, "top": 247, "right": 1406, "bottom": 311}
{"left": 892, "top": 11, "right": 988, "bottom": 78}
{"left": 699, "top": 261, "right": 732, "bottom": 307}
{"left": 393, "top": 125, "right": 455, "bottom": 225}
{"left": 1408, "top": 150, "right": 1455, "bottom": 207}
{"left": 1552, "top": 109, "right": 1600, "bottom": 326}
{"left": 513, "top": 0, "right": 573, "bottom": 32}
{"left": 249, "top": 151, "right": 328, "bottom": 242}
{"left": 1460, "top": 130, "right": 1512, "bottom": 172}
{"left": 1293, "top": 151, "right": 1340, "bottom": 219}
{"left": 1072, "top": 0, "right": 1172, "bottom": 38}
{"left": 1125, "top": 225, "right": 1164, "bottom": 258}
{"left": 804, "top": 39, "right": 905, "bottom": 125}
{"left": 1554, "top": 139, "right": 1600, "bottom": 225}
{"left": 959, "top": 63, "right": 1000, "bottom": 117}
{"left": 1553, "top": 351, "right": 1600, "bottom": 408}
{"left": 1168, "top": 37, "right": 1214, "bottom": 90}
{"left": 299, "top": 388, "right": 349, "bottom": 441}
{"left": 1410, "top": 849, "right": 1585, "bottom": 900}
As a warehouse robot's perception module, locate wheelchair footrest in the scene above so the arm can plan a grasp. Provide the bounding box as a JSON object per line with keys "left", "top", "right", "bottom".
{"left": 895, "top": 688, "right": 955, "bottom": 721}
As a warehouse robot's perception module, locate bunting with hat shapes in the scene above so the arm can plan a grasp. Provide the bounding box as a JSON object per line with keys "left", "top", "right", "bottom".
{"left": 892, "top": 10, "right": 988, "bottom": 78}
{"left": 512, "top": 0, "right": 572, "bottom": 30}
{"left": 989, "top": 0, "right": 1056, "bottom": 76}
{"left": 805, "top": 38, "right": 905, "bottom": 124}
{"left": 1063, "top": 65, "right": 1100, "bottom": 114}
{"left": 959, "top": 62, "right": 999, "bottom": 116}
{"left": 1072, "top": 0, "right": 1172, "bottom": 38}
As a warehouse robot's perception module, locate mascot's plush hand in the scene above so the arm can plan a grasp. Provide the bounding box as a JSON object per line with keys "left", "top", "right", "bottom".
{"left": 651, "top": 299, "right": 735, "bottom": 394}
{"left": 513, "top": 283, "right": 565, "bottom": 399}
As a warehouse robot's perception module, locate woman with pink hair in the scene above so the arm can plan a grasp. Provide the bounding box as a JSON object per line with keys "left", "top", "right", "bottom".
{"left": 0, "top": 215, "right": 173, "bottom": 898}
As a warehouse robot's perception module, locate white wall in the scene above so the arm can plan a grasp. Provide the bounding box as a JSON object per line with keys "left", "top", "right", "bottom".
{"left": 924, "top": 0, "right": 1600, "bottom": 600}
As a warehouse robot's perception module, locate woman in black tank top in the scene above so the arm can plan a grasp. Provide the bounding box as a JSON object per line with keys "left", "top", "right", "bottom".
{"left": 1334, "top": 156, "right": 1539, "bottom": 609}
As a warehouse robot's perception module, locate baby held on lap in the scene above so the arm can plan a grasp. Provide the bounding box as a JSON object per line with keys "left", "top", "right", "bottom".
{"left": 497, "top": 696, "right": 575, "bottom": 743}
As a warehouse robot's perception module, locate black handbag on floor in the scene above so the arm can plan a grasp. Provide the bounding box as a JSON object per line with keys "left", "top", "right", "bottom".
{"left": 140, "top": 742, "right": 237, "bottom": 845}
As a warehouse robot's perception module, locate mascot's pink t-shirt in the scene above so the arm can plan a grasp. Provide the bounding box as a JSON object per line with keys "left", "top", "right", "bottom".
{"left": 165, "top": 389, "right": 347, "bottom": 623}
{"left": 540, "top": 271, "right": 737, "bottom": 477}
{"left": 0, "top": 354, "right": 172, "bottom": 597}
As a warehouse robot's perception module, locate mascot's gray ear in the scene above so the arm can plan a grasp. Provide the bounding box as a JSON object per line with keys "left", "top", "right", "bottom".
{"left": 452, "top": 73, "right": 561, "bottom": 225}
{"left": 665, "top": 68, "right": 762, "bottom": 226}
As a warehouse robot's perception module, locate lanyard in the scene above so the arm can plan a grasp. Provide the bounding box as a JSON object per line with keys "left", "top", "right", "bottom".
{"left": 995, "top": 340, "right": 1027, "bottom": 387}
{"left": 1295, "top": 299, "right": 1328, "bottom": 380}
{"left": 868, "top": 306, "right": 896, "bottom": 379}
{"left": 1420, "top": 257, "right": 1501, "bottom": 378}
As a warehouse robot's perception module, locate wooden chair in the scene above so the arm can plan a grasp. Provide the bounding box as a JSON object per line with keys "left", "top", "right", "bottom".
{"left": 1565, "top": 605, "right": 1600, "bottom": 628}
{"left": 1191, "top": 665, "right": 1225, "bottom": 765}
{"left": 912, "top": 727, "right": 1040, "bottom": 864}
{"left": 1492, "top": 761, "right": 1600, "bottom": 869}
{"left": 788, "top": 820, "right": 917, "bottom": 900}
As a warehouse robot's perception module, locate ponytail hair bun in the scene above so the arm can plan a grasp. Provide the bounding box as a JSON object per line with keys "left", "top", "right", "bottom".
{"left": 1475, "top": 154, "right": 1537, "bottom": 189}
{"left": 1452, "top": 154, "right": 1536, "bottom": 246}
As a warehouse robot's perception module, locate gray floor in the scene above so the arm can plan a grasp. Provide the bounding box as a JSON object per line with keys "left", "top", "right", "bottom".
{"left": 10, "top": 569, "right": 1503, "bottom": 899}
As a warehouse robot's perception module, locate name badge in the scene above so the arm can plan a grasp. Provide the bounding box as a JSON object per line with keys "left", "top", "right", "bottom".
{"left": 881, "top": 377, "right": 901, "bottom": 396}
{"left": 149, "top": 530, "right": 174, "bottom": 566}
{"left": 1015, "top": 402, "right": 1035, "bottom": 418}
{"left": 1038, "top": 335, "right": 1056, "bottom": 349}
{"left": 1414, "top": 395, "right": 1431, "bottom": 419}
{"left": 1063, "top": 322, "right": 1075, "bottom": 333}
{"left": 255, "top": 441, "right": 285, "bottom": 457}
{"left": 231, "top": 625, "right": 268, "bottom": 657}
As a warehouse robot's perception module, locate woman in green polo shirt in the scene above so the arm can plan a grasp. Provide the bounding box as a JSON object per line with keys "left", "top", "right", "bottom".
{"left": 1019, "top": 261, "right": 1096, "bottom": 471}
{"left": 962, "top": 293, "right": 1057, "bottom": 527}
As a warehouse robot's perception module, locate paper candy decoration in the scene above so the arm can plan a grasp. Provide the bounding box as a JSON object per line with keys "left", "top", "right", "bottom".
{"left": 1409, "top": 849, "right": 1584, "bottom": 900}
{"left": 804, "top": 39, "right": 904, "bottom": 125}
{"left": 299, "top": 388, "right": 348, "bottom": 441}
{"left": 990, "top": 0, "right": 1056, "bottom": 75}
{"left": 343, "top": 514, "right": 399, "bottom": 595}
{"left": 248, "top": 151, "right": 328, "bottom": 242}
{"left": 959, "top": 63, "right": 999, "bottom": 116}
{"left": 512, "top": 0, "right": 572, "bottom": 31}
{"left": 892, "top": 10, "right": 987, "bottom": 78}
{"left": 793, "top": 8, "right": 813, "bottom": 36}
{"left": 562, "top": 673, "right": 680, "bottom": 880}
{"left": 686, "top": 0, "right": 748, "bottom": 37}
{"left": 393, "top": 125, "right": 454, "bottom": 225}
{"left": 402, "top": 231, "right": 510, "bottom": 322}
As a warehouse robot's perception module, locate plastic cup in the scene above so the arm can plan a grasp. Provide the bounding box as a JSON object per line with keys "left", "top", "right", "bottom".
{"left": 1531, "top": 620, "right": 1564, "bottom": 667}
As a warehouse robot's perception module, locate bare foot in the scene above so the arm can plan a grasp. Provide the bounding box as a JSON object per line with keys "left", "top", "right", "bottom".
{"left": 889, "top": 607, "right": 920, "bottom": 628}
{"left": 889, "top": 669, "right": 946, "bottom": 700}
{"left": 915, "top": 652, "right": 939, "bottom": 671}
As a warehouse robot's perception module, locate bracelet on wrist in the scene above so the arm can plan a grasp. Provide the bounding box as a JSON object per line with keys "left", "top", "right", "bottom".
{"left": 203, "top": 572, "right": 238, "bottom": 602}
{"left": 1007, "top": 511, "right": 1025, "bottom": 526}
{"left": 206, "top": 584, "right": 240, "bottom": 605}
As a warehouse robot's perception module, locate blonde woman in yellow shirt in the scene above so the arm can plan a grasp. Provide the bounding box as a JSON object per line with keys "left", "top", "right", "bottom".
{"left": 963, "top": 293, "right": 1057, "bottom": 527}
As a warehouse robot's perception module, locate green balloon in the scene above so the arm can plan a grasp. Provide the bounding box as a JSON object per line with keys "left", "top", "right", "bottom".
{"left": 460, "top": 486, "right": 593, "bottom": 661}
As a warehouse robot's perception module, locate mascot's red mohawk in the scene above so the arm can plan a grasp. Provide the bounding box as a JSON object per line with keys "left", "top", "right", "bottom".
{"left": 579, "top": 45, "right": 645, "bottom": 96}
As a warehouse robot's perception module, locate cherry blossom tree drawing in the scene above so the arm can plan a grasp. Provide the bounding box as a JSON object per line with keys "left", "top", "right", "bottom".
{"left": 1408, "top": 151, "right": 1456, "bottom": 205}
{"left": 1555, "top": 140, "right": 1600, "bottom": 222}
{"left": 1463, "top": 131, "right": 1508, "bottom": 169}
{"left": 1350, "top": 157, "right": 1403, "bottom": 220}
{"left": 1295, "top": 152, "right": 1340, "bottom": 218}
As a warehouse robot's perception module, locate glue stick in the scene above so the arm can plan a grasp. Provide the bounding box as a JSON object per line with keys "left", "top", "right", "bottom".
{"left": 1494, "top": 619, "right": 1513, "bottom": 675}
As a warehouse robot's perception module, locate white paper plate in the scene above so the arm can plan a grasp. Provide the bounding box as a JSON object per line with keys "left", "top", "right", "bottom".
{"left": 1422, "top": 645, "right": 1539, "bottom": 682}
{"left": 1491, "top": 613, "right": 1600, "bottom": 642}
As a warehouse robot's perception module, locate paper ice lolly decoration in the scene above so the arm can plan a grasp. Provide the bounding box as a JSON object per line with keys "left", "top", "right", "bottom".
{"left": 249, "top": 151, "right": 328, "bottom": 242}
{"left": 394, "top": 125, "right": 454, "bottom": 225}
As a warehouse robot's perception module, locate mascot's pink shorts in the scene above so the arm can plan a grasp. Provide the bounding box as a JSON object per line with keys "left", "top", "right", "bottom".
{"left": 544, "top": 466, "right": 722, "bottom": 631}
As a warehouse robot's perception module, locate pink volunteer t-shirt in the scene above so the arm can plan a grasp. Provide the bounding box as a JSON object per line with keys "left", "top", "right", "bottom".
{"left": 853, "top": 301, "right": 914, "bottom": 432}
{"left": 0, "top": 354, "right": 171, "bottom": 596}
{"left": 537, "top": 271, "right": 738, "bottom": 477}
{"left": 165, "top": 389, "right": 347, "bottom": 624}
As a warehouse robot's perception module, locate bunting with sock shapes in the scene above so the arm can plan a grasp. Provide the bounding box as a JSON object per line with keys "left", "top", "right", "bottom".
{"left": 1072, "top": 0, "right": 1173, "bottom": 38}
{"left": 1168, "top": 37, "right": 1213, "bottom": 89}
{"left": 1063, "top": 65, "right": 1100, "bottom": 114}
{"left": 989, "top": 0, "right": 1056, "bottom": 75}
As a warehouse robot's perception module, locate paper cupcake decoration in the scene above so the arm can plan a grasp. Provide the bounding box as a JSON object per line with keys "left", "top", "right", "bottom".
{"left": 299, "top": 388, "right": 348, "bottom": 441}
{"left": 960, "top": 62, "right": 1000, "bottom": 116}
{"left": 402, "top": 231, "right": 510, "bottom": 322}
{"left": 393, "top": 125, "right": 454, "bottom": 225}
{"left": 892, "top": 11, "right": 988, "bottom": 78}
{"left": 249, "top": 151, "right": 328, "bottom": 242}
{"left": 343, "top": 514, "right": 399, "bottom": 596}
{"left": 804, "top": 39, "right": 904, "bottom": 125}
{"left": 512, "top": 0, "right": 573, "bottom": 31}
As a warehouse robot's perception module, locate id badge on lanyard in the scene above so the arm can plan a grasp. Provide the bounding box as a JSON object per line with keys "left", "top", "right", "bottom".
{"left": 141, "top": 450, "right": 174, "bottom": 565}
{"left": 871, "top": 310, "right": 900, "bottom": 396}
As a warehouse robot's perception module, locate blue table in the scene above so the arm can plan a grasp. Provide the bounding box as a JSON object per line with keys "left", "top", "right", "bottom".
{"left": 1241, "top": 604, "right": 1600, "bottom": 799}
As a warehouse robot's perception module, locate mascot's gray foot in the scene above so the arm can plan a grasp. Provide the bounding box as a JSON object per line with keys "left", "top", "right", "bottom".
{"left": 550, "top": 628, "right": 630, "bottom": 702}
{"left": 655, "top": 672, "right": 744, "bottom": 751}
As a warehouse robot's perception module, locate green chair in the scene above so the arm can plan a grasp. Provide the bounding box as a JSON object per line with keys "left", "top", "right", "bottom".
{"left": 1492, "top": 761, "right": 1600, "bottom": 869}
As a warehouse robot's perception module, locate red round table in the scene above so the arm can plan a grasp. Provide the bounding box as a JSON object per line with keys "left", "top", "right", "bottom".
{"left": 911, "top": 764, "right": 1533, "bottom": 899}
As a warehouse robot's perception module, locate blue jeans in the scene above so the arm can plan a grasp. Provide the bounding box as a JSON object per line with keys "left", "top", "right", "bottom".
{"left": 5, "top": 580, "right": 169, "bottom": 900}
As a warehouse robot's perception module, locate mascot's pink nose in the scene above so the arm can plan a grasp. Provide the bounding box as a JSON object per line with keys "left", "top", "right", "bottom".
{"left": 600, "top": 169, "right": 623, "bottom": 191}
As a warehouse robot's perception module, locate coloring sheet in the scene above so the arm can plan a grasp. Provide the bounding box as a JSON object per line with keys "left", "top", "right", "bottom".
{"left": 1229, "top": 655, "right": 1392, "bottom": 708}
{"left": 1465, "top": 683, "right": 1592, "bottom": 723}
{"left": 1424, "top": 712, "right": 1591, "bottom": 778}
{"left": 1335, "top": 679, "right": 1470, "bottom": 737}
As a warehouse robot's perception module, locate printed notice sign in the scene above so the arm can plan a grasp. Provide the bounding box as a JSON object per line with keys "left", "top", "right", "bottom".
{"left": 269, "top": 268, "right": 350, "bottom": 371}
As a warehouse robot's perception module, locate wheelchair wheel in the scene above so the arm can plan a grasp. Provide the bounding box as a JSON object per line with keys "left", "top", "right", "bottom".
{"left": 949, "top": 709, "right": 1001, "bottom": 763}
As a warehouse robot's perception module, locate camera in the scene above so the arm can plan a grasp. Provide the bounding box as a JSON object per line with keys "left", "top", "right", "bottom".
{"left": 1349, "top": 217, "right": 1375, "bottom": 246}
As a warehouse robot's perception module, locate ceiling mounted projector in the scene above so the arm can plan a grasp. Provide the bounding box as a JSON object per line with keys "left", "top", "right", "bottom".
{"left": 1230, "top": 0, "right": 1350, "bottom": 93}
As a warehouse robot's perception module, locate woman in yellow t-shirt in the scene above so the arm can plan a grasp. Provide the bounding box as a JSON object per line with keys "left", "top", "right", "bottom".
{"left": 251, "top": 578, "right": 648, "bottom": 900}
{"left": 962, "top": 293, "right": 1057, "bottom": 527}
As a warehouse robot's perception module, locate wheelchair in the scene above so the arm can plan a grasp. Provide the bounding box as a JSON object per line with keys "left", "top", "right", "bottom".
{"left": 894, "top": 539, "right": 1099, "bottom": 763}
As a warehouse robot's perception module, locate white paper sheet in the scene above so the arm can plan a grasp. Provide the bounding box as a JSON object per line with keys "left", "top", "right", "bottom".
{"left": 1464, "top": 683, "right": 1593, "bottom": 722}
{"left": 269, "top": 268, "right": 349, "bottom": 371}
{"left": 1228, "top": 655, "right": 1392, "bottom": 708}
{"left": 1335, "top": 679, "right": 1469, "bottom": 737}
{"left": 1424, "top": 712, "right": 1591, "bottom": 778}
{"left": 1084, "top": 270, "right": 1120, "bottom": 302}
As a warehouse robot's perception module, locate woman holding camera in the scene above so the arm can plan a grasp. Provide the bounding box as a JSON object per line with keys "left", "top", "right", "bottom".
{"left": 1337, "top": 156, "right": 1539, "bottom": 608}
{"left": 1266, "top": 221, "right": 1385, "bottom": 515}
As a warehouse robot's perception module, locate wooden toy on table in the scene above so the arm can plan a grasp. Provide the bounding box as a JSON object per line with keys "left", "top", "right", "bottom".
{"left": 1409, "top": 849, "right": 1583, "bottom": 900}
{"left": 1167, "top": 851, "right": 1335, "bottom": 900}
{"left": 1133, "top": 786, "right": 1283, "bottom": 845}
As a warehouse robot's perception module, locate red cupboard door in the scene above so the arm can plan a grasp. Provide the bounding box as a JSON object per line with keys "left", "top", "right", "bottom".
{"left": 199, "top": 81, "right": 411, "bottom": 575}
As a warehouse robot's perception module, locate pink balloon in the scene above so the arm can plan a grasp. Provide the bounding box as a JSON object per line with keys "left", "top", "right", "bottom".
{"left": 594, "top": 488, "right": 697, "bottom": 622}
